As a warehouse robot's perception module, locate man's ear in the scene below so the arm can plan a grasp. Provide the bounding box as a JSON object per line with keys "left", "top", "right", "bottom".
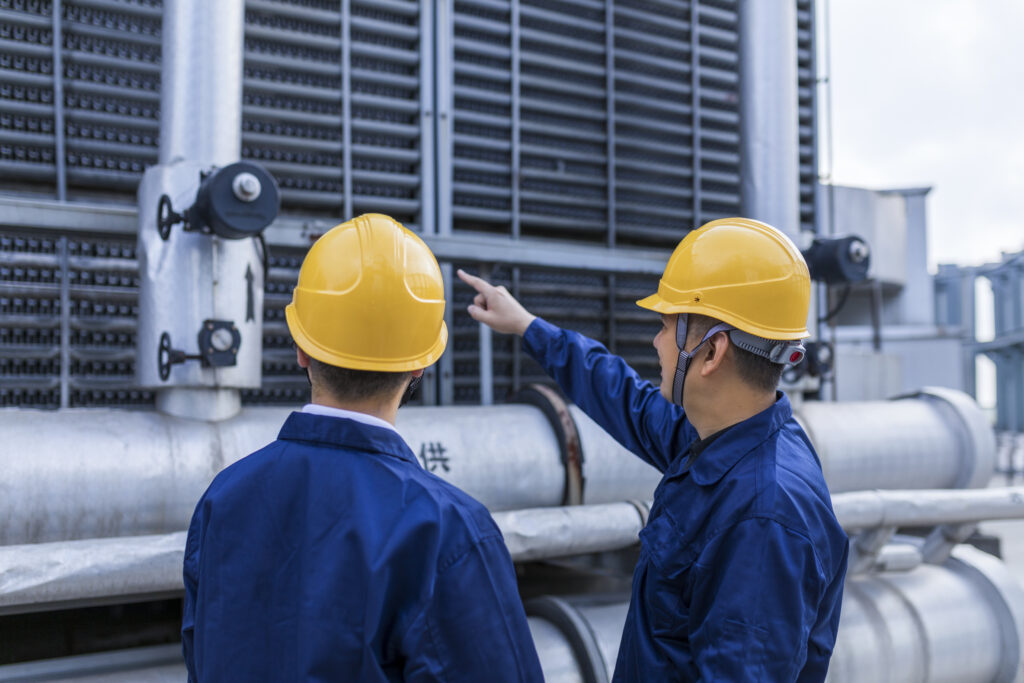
{"left": 411, "top": 368, "right": 425, "bottom": 378}
{"left": 698, "top": 331, "right": 730, "bottom": 376}
{"left": 296, "top": 346, "right": 311, "bottom": 369}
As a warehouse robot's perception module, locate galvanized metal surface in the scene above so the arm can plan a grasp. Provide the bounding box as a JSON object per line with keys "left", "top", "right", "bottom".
{"left": 135, "top": 162, "right": 266, "bottom": 394}
{"left": 829, "top": 546, "right": 1024, "bottom": 683}
{"left": 0, "top": 644, "right": 184, "bottom": 683}
{"left": 0, "top": 532, "right": 186, "bottom": 615}
{"left": 798, "top": 387, "right": 995, "bottom": 492}
{"left": 568, "top": 404, "right": 661, "bottom": 504}
{"left": 0, "top": 387, "right": 997, "bottom": 545}
{"left": 159, "top": 0, "right": 244, "bottom": 167}
{"left": 738, "top": 0, "right": 800, "bottom": 237}
{"left": 495, "top": 502, "right": 646, "bottom": 562}
{"left": 834, "top": 487, "right": 1024, "bottom": 531}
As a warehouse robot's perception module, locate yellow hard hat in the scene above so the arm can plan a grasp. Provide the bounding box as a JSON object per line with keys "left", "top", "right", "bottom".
{"left": 636, "top": 217, "right": 811, "bottom": 340}
{"left": 285, "top": 214, "right": 448, "bottom": 372}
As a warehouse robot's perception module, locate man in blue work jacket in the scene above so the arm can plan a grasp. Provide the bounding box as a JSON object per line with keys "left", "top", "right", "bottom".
{"left": 459, "top": 217, "right": 849, "bottom": 681}
{"left": 182, "top": 214, "right": 543, "bottom": 682}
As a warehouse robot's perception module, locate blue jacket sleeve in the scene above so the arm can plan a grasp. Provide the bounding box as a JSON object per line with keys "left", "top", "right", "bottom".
{"left": 401, "top": 534, "right": 544, "bottom": 682}
{"left": 521, "top": 317, "right": 694, "bottom": 473}
{"left": 181, "top": 506, "right": 203, "bottom": 683}
{"left": 688, "top": 517, "right": 826, "bottom": 682}
{"left": 798, "top": 542, "right": 846, "bottom": 682}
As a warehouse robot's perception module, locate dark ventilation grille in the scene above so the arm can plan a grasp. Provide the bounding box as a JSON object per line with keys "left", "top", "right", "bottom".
{"left": 0, "top": 228, "right": 150, "bottom": 408}
{"left": 795, "top": 0, "right": 817, "bottom": 233}
{"left": 0, "top": 0, "right": 58, "bottom": 193}
{"left": 449, "top": 263, "right": 660, "bottom": 404}
{"left": 242, "top": 0, "right": 426, "bottom": 228}
{"left": 450, "top": 0, "right": 744, "bottom": 248}
{"left": 62, "top": 0, "right": 162, "bottom": 195}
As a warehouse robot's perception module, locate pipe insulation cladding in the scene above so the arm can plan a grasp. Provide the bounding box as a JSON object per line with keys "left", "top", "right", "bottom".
{"left": 0, "top": 387, "right": 995, "bottom": 546}
{"left": 10, "top": 546, "right": 1018, "bottom": 683}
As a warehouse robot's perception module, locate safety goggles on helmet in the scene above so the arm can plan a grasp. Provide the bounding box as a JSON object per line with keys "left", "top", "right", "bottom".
{"left": 671, "top": 314, "right": 806, "bottom": 405}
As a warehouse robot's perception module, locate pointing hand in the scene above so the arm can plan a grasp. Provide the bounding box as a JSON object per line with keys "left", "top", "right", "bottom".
{"left": 457, "top": 269, "right": 537, "bottom": 336}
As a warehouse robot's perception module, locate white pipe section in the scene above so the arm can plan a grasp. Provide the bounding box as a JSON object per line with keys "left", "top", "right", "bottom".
{"left": 833, "top": 487, "right": 1024, "bottom": 531}
{"left": 799, "top": 387, "right": 995, "bottom": 492}
{"left": 495, "top": 502, "right": 647, "bottom": 562}
{"left": 0, "top": 388, "right": 996, "bottom": 546}
{"left": 738, "top": 0, "right": 801, "bottom": 237}
{"left": 159, "top": 0, "right": 244, "bottom": 166}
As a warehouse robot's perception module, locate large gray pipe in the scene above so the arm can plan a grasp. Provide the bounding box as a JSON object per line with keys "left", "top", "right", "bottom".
{"left": 526, "top": 546, "right": 1024, "bottom": 683}
{"left": 0, "top": 389, "right": 994, "bottom": 546}
{"left": 3, "top": 546, "right": 1023, "bottom": 682}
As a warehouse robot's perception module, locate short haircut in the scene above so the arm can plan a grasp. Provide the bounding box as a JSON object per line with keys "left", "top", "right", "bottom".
{"left": 306, "top": 356, "right": 412, "bottom": 402}
{"left": 685, "top": 313, "right": 784, "bottom": 393}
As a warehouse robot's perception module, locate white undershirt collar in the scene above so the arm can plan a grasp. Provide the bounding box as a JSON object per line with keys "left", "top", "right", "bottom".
{"left": 301, "top": 403, "right": 401, "bottom": 436}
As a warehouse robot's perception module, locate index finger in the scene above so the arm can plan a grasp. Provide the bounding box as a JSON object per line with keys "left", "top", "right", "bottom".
{"left": 456, "top": 268, "right": 495, "bottom": 294}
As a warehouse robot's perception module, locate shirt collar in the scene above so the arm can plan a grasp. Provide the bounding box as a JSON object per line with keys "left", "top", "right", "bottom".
{"left": 689, "top": 392, "right": 793, "bottom": 486}
{"left": 301, "top": 403, "right": 400, "bottom": 435}
{"left": 279, "top": 409, "right": 418, "bottom": 466}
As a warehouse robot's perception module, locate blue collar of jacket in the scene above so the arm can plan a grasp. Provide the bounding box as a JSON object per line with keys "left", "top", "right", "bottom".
{"left": 687, "top": 392, "right": 792, "bottom": 486}
{"left": 277, "top": 411, "right": 419, "bottom": 466}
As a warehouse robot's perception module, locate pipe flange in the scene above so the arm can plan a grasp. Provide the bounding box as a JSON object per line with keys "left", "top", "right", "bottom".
{"left": 511, "top": 384, "right": 584, "bottom": 506}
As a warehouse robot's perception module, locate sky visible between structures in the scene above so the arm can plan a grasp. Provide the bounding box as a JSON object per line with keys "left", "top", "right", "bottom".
{"left": 823, "top": 0, "right": 1024, "bottom": 271}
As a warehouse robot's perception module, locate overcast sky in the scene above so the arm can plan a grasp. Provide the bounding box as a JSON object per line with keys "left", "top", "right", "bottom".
{"left": 823, "top": 0, "right": 1024, "bottom": 270}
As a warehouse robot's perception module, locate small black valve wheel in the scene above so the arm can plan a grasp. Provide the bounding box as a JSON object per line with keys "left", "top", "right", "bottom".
{"left": 157, "top": 194, "right": 186, "bottom": 241}
{"left": 158, "top": 332, "right": 188, "bottom": 381}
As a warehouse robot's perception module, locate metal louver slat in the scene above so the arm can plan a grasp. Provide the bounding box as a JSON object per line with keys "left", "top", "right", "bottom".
{"left": 61, "top": 0, "right": 163, "bottom": 194}
{"left": 795, "top": 0, "right": 818, "bottom": 232}
{"left": 0, "top": 1, "right": 56, "bottom": 193}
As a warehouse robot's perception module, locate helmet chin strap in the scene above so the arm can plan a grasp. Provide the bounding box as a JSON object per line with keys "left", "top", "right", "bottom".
{"left": 400, "top": 374, "right": 422, "bottom": 407}
{"left": 671, "top": 314, "right": 733, "bottom": 405}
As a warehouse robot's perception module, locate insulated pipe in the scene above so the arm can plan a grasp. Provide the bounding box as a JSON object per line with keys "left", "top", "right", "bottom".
{"left": 0, "top": 388, "right": 995, "bottom": 545}
{"left": 522, "top": 547, "right": 1024, "bottom": 683}
{"left": 158, "top": 0, "right": 244, "bottom": 166}
{"left": 136, "top": 0, "right": 262, "bottom": 412}
{"left": 14, "top": 489, "right": 1024, "bottom": 616}
{"left": 738, "top": 0, "right": 801, "bottom": 238}
{"left": 832, "top": 487, "right": 1024, "bottom": 531}
{"left": 798, "top": 387, "right": 996, "bottom": 492}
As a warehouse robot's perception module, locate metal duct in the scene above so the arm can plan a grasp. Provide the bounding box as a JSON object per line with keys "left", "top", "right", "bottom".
{"left": 798, "top": 387, "right": 995, "bottom": 492}
{"left": 738, "top": 0, "right": 801, "bottom": 237}
{"left": 0, "top": 387, "right": 995, "bottom": 545}
{"left": 159, "top": 0, "right": 244, "bottom": 167}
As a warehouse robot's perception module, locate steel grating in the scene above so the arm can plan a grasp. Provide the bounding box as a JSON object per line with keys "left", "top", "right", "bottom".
{"left": 448, "top": 0, "right": 760, "bottom": 248}
{"left": 0, "top": 1, "right": 817, "bottom": 408}
{"left": 449, "top": 262, "right": 660, "bottom": 404}
{"left": 241, "top": 0, "right": 428, "bottom": 227}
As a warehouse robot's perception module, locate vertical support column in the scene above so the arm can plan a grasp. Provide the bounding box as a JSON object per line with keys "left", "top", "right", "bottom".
{"left": 738, "top": 0, "right": 800, "bottom": 236}
{"left": 689, "top": 1, "right": 702, "bottom": 226}
{"left": 605, "top": 2, "right": 616, "bottom": 247}
{"left": 434, "top": 0, "right": 453, "bottom": 237}
{"left": 159, "top": 0, "right": 244, "bottom": 166}
{"left": 512, "top": 266, "right": 522, "bottom": 391}
{"left": 341, "top": 0, "right": 353, "bottom": 219}
{"left": 962, "top": 267, "right": 978, "bottom": 398}
{"left": 510, "top": 0, "right": 521, "bottom": 240}
{"left": 418, "top": 0, "right": 435, "bottom": 235}
{"left": 438, "top": 262, "right": 455, "bottom": 404}
{"left": 478, "top": 264, "right": 494, "bottom": 405}
{"left": 51, "top": 0, "right": 66, "bottom": 201}
{"left": 607, "top": 273, "right": 618, "bottom": 354}
{"left": 58, "top": 236, "right": 70, "bottom": 408}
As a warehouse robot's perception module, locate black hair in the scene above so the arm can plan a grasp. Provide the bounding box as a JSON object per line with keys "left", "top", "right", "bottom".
{"left": 685, "top": 314, "right": 784, "bottom": 393}
{"left": 306, "top": 356, "right": 412, "bottom": 402}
